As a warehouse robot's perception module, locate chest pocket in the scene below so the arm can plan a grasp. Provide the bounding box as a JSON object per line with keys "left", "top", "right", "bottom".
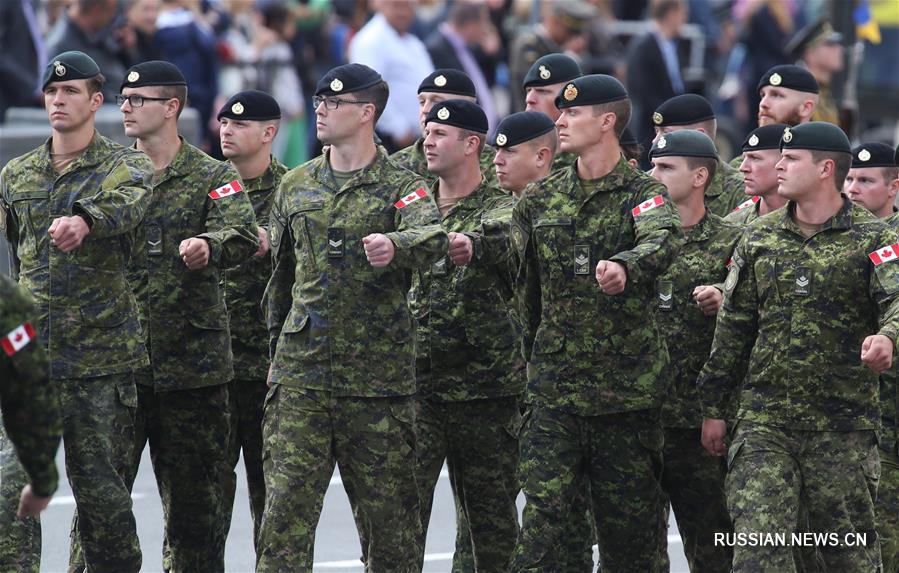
{"left": 533, "top": 217, "right": 573, "bottom": 284}
{"left": 288, "top": 201, "right": 325, "bottom": 272}
{"left": 9, "top": 190, "right": 51, "bottom": 246}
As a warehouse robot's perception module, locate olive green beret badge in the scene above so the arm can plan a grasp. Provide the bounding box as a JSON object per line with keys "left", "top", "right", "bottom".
{"left": 433, "top": 75, "right": 447, "bottom": 87}
{"left": 231, "top": 102, "right": 244, "bottom": 115}
{"left": 652, "top": 112, "right": 663, "bottom": 125}
{"left": 539, "top": 65, "right": 551, "bottom": 80}
{"left": 437, "top": 107, "right": 450, "bottom": 120}
{"left": 54, "top": 61, "right": 66, "bottom": 77}
{"left": 782, "top": 127, "right": 793, "bottom": 143}
{"left": 496, "top": 133, "right": 507, "bottom": 146}
{"left": 563, "top": 83, "right": 578, "bottom": 101}
{"left": 330, "top": 78, "right": 343, "bottom": 92}
{"left": 748, "top": 134, "right": 759, "bottom": 147}
{"left": 769, "top": 72, "right": 782, "bottom": 86}
{"left": 858, "top": 148, "right": 871, "bottom": 162}
{"left": 127, "top": 71, "right": 139, "bottom": 83}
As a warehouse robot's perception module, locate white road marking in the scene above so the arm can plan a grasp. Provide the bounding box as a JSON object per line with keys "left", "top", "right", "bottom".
{"left": 49, "top": 492, "right": 146, "bottom": 506}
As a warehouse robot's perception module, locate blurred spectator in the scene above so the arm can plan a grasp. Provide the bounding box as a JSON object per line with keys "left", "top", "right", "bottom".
{"left": 507, "top": 0, "right": 597, "bottom": 113}
{"left": 348, "top": 0, "right": 434, "bottom": 152}
{"left": 0, "top": 0, "right": 47, "bottom": 121}
{"left": 120, "top": 0, "right": 165, "bottom": 66}
{"left": 425, "top": 1, "right": 499, "bottom": 131}
{"left": 785, "top": 17, "right": 843, "bottom": 125}
{"left": 626, "top": 0, "right": 688, "bottom": 159}
{"left": 45, "top": 0, "right": 127, "bottom": 102}
{"left": 156, "top": 0, "right": 219, "bottom": 151}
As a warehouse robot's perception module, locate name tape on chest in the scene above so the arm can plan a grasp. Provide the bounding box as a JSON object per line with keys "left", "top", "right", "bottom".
{"left": 209, "top": 180, "right": 244, "bottom": 200}
{"left": 870, "top": 244, "right": 899, "bottom": 266}
{"left": 394, "top": 188, "right": 428, "bottom": 209}
{"left": 2, "top": 322, "right": 36, "bottom": 356}
{"left": 631, "top": 195, "right": 665, "bottom": 217}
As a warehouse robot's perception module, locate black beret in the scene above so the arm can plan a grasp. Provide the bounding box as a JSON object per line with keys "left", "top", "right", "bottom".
{"left": 779, "top": 122, "right": 850, "bottom": 153}
{"left": 42, "top": 51, "right": 100, "bottom": 89}
{"left": 742, "top": 123, "right": 790, "bottom": 152}
{"left": 850, "top": 142, "right": 897, "bottom": 168}
{"left": 757, "top": 64, "right": 819, "bottom": 94}
{"left": 786, "top": 18, "right": 843, "bottom": 59}
{"left": 652, "top": 94, "right": 715, "bottom": 127}
{"left": 121, "top": 60, "right": 186, "bottom": 92}
{"left": 418, "top": 69, "right": 476, "bottom": 97}
{"left": 493, "top": 112, "right": 556, "bottom": 148}
{"left": 620, "top": 125, "right": 638, "bottom": 146}
{"left": 650, "top": 130, "right": 718, "bottom": 160}
{"left": 895, "top": 144, "right": 899, "bottom": 166}
{"left": 425, "top": 99, "right": 488, "bottom": 134}
{"left": 555, "top": 74, "right": 628, "bottom": 109}
{"left": 523, "top": 53, "right": 582, "bottom": 88}
{"left": 315, "top": 63, "right": 382, "bottom": 96}
{"left": 218, "top": 90, "right": 281, "bottom": 121}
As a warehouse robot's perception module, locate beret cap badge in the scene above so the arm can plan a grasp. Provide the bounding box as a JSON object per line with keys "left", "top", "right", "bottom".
{"left": 748, "top": 134, "right": 759, "bottom": 147}
{"left": 437, "top": 107, "right": 450, "bottom": 120}
{"left": 127, "top": 71, "right": 139, "bottom": 83}
{"left": 657, "top": 136, "right": 667, "bottom": 149}
{"left": 652, "top": 112, "right": 663, "bottom": 125}
{"left": 858, "top": 148, "right": 871, "bottom": 162}
{"left": 433, "top": 75, "right": 447, "bottom": 87}
{"left": 539, "top": 65, "right": 551, "bottom": 80}
{"left": 54, "top": 61, "right": 66, "bottom": 77}
{"left": 782, "top": 127, "right": 793, "bottom": 142}
{"left": 769, "top": 72, "right": 782, "bottom": 86}
{"left": 563, "top": 83, "right": 578, "bottom": 101}
{"left": 231, "top": 102, "right": 244, "bottom": 115}
{"left": 330, "top": 78, "right": 344, "bottom": 92}
{"left": 496, "top": 133, "right": 508, "bottom": 146}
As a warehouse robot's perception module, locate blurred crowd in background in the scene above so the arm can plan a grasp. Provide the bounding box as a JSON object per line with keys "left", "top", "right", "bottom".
{"left": 1, "top": 0, "right": 898, "bottom": 168}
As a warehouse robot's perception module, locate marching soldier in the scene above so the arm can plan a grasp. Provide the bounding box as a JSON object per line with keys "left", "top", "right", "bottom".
{"left": 726, "top": 124, "right": 792, "bottom": 225}
{"left": 521, "top": 53, "right": 581, "bottom": 172}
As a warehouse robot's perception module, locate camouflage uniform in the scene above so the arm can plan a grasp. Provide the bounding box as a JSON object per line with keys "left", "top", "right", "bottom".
{"left": 392, "top": 137, "right": 499, "bottom": 187}
{"left": 698, "top": 198, "right": 899, "bottom": 572}
{"left": 222, "top": 157, "right": 287, "bottom": 548}
{"left": 0, "top": 274, "right": 61, "bottom": 573}
{"left": 656, "top": 213, "right": 739, "bottom": 572}
{"left": 258, "top": 146, "right": 447, "bottom": 571}
{"left": 0, "top": 131, "right": 151, "bottom": 573}
{"left": 409, "top": 180, "right": 525, "bottom": 572}
{"left": 510, "top": 157, "right": 680, "bottom": 572}
{"left": 704, "top": 159, "right": 746, "bottom": 217}
{"left": 127, "top": 139, "right": 258, "bottom": 571}
{"left": 724, "top": 195, "right": 763, "bottom": 226}
{"left": 880, "top": 215, "right": 899, "bottom": 572}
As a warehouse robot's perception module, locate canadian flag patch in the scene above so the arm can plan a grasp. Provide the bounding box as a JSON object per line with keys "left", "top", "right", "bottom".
{"left": 2, "top": 322, "right": 36, "bottom": 357}
{"left": 870, "top": 244, "right": 899, "bottom": 266}
{"left": 631, "top": 195, "right": 665, "bottom": 217}
{"left": 733, "top": 196, "right": 761, "bottom": 212}
{"left": 208, "top": 180, "right": 243, "bottom": 200}
{"left": 394, "top": 188, "right": 427, "bottom": 209}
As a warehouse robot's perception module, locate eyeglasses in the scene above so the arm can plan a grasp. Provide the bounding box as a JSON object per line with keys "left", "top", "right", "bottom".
{"left": 115, "top": 94, "right": 172, "bottom": 108}
{"left": 312, "top": 96, "right": 371, "bottom": 110}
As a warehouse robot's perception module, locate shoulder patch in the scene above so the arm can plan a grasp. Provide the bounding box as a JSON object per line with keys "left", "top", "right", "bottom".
{"left": 209, "top": 180, "right": 243, "bottom": 199}
{"left": 2, "top": 322, "right": 36, "bottom": 356}
{"left": 631, "top": 195, "right": 665, "bottom": 217}
{"left": 733, "top": 196, "right": 761, "bottom": 212}
{"left": 870, "top": 244, "right": 899, "bottom": 266}
{"left": 394, "top": 187, "right": 428, "bottom": 209}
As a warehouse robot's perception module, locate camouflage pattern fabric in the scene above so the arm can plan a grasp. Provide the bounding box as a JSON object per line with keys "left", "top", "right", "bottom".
{"left": 391, "top": 137, "right": 499, "bottom": 187}
{"left": 879, "top": 448, "right": 899, "bottom": 573}
{"left": 724, "top": 196, "right": 764, "bottom": 226}
{"left": 551, "top": 151, "right": 578, "bottom": 173}
{"left": 256, "top": 386, "right": 421, "bottom": 572}
{"left": 227, "top": 378, "right": 267, "bottom": 547}
{"left": 704, "top": 159, "right": 746, "bottom": 217}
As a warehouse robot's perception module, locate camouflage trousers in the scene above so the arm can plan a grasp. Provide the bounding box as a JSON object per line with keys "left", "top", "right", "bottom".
{"left": 133, "top": 381, "right": 235, "bottom": 572}
{"left": 256, "top": 385, "right": 421, "bottom": 572}
{"left": 659, "top": 427, "right": 732, "bottom": 572}
{"left": 512, "top": 406, "right": 665, "bottom": 572}
{"left": 415, "top": 397, "right": 521, "bottom": 572}
{"left": 879, "top": 445, "right": 899, "bottom": 572}
{"left": 62, "top": 374, "right": 142, "bottom": 573}
{"left": 0, "top": 421, "right": 40, "bottom": 572}
{"left": 226, "top": 379, "right": 267, "bottom": 550}
{"left": 726, "top": 422, "right": 881, "bottom": 573}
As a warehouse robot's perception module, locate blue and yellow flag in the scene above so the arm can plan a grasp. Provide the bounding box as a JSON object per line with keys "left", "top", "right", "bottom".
{"left": 854, "top": 0, "right": 882, "bottom": 44}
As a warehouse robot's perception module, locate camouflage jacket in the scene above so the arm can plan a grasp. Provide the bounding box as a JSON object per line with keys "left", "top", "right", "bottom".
{"left": 704, "top": 159, "right": 746, "bottom": 217}
{"left": 266, "top": 146, "right": 448, "bottom": 396}
{"left": 391, "top": 137, "right": 499, "bottom": 187}
{"left": 656, "top": 213, "right": 741, "bottom": 427}
{"left": 222, "top": 157, "right": 288, "bottom": 381}
{"left": 698, "top": 197, "right": 899, "bottom": 431}
{"left": 551, "top": 152, "right": 578, "bottom": 173}
{"left": 409, "top": 180, "right": 525, "bottom": 401}
{"left": 512, "top": 156, "right": 681, "bottom": 415}
{"left": 0, "top": 131, "right": 152, "bottom": 379}
{"left": 130, "top": 140, "right": 259, "bottom": 391}
{"left": 883, "top": 213, "right": 899, "bottom": 450}
{"left": 0, "top": 274, "right": 61, "bottom": 497}
{"left": 724, "top": 195, "right": 762, "bottom": 226}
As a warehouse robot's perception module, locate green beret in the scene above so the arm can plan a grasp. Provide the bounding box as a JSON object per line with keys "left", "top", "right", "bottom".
{"left": 42, "top": 51, "right": 100, "bottom": 90}
{"left": 554, "top": 74, "right": 628, "bottom": 109}
{"left": 493, "top": 112, "right": 556, "bottom": 148}
{"left": 425, "top": 99, "right": 488, "bottom": 134}
{"left": 418, "top": 69, "right": 476, "bottom": 97}
{"left": 650, "top": 130, "right": 718, "bottom": 160}
{"left": 786, "top": 18, "right": 842, "bottom": 59}
{"left": 218, "top": 90, "right": 281, "bottom": 121}
{"left": 120, "top": 60, "right": 186, "bottom": 92}
{"left": 316, "top": 64, "right": 382, "bottom": 96}
{"left": 779, "top": 122, "right": 850, "bottom": 153}
{"left": 850, "top": 142, "right": 896, "bottom": 168}
{"left": 522, "top": 53, "right": 582, "bottom": 88}
{"left": 742, "top": 123, "right": 790, "bottom": 152}
{"left": 757, "top": 64, "right": 819, "bottom": 94}
{"left": 652, "top": 94, "right": 715, "bottom": 127}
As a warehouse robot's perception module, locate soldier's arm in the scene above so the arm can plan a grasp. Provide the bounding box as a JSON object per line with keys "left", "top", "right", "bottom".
{"left": 196, "top": 166, "right": 260, "bottom": 267}
{"left": 0, "top": 281, "right": 61, "bottom": 498}
{"left": 512, "top": 189, "right": 541, "bottom": 361}
{"left": 70, "top": 151, "right": 152, "bottom": 238}
{"left": 1, "top": 168, "right": 26, "bottom": 279}
{"left": 385, "top": 180, "right": 449, "bottom": 269}
{"left": 463, "top": 194, "right": 515, "bottom": 271}
{"left": 262, "top": 187, "right": 295, "bottom": 359}
{"left": 697, "top": 235, "right": 759, "bottom": 419}
{"left": 608, "top": 179, "right": 681, "bottom": 286}
{"left": 870, "top": 229, "right": 899, "bottom": 345}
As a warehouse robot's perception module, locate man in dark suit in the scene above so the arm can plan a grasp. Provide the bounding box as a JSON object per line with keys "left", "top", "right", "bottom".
{"left": 0, "top": 0, "right": 45, "bottom": 121}
{"left": 626, "top": 0, "right": 688, "bottom": 164}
